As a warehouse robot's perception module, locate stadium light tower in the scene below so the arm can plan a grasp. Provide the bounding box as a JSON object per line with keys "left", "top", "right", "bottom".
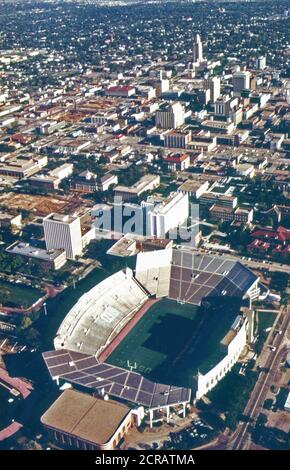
{"left": 43, "top": 302, "right": 48, "bottom": 316}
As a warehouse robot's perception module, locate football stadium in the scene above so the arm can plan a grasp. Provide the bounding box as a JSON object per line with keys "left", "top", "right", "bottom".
{"left": 44, "top": 248, "right": 260, "bottom": 425}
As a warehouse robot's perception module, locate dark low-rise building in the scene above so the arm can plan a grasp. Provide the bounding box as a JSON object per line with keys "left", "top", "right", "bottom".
{"left": 71, "top": 171, "right": 117, "bottom": 193}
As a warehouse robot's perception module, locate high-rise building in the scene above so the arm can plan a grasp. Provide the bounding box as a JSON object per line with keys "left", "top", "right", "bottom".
{"left": 204, "top": 76, "right": 221, "bottom": 103}
{"left": 43, "top": 213, "right": 83, "bottom": 260}
{"left": 214, "top": 95, "right": 237, "bottom": 116}
{"left": 143, "top": 192, "right": 189, "bottom": 238}
{"left": 232, "top": 71, "right": 251, "bottom": 93}
{"left": 112, "top": 192, "right": 189, "bottom": 238}
{"left": 192, "top": 33, "right": 203, "bottom": 64}
{"left": 155, "top": 102, "right": 185, "bottom": 129}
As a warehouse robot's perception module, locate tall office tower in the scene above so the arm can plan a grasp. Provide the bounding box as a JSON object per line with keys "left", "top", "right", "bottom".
{"left": 43, "top": 213, "right": 83, "bottom": 260}
{"left": 232, "top": 71, "right": 251, "bottom": 93}
{"left": 155, "top": 102, "right": 185, "bottom": 129}
{"left": 204, "top": 76, "right": 221, "bottom": 103}
{"left": 192, "top": 33, "right": 203, "bottom": 64}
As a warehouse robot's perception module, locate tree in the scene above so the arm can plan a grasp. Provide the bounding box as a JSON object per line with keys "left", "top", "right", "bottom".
{"left": 20, "top": 326, "right": 41, "bottom": 347}
{"left": 269, "top": 272, "right": 289, "bottom": 294}
{"left": 20, "top": 316, "right": 32, "bottom": 330}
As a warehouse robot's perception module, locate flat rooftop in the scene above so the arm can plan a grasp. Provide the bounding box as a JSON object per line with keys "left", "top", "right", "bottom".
{"left": 41, "top": 389, "right": 130, "bottom": 446}
{"left": 202, "top": 120, "right": 234, "bottom": 129}
{"left": 6, "top": 242, "right": 65, "bottom": 261}
{"left": 201, "top": 193, "right": 236, "bottom": 202}
{"left": 210, "top": 204, "right": 234, "bottom": 214}
{"left": 0, "top": 212, "right": 20, "bottom": 221}
{"left": 115, "top": 174, "right": 160, "bottom": 195}
{"left": 44, "top": 213, "right": 78, "bottom": 224}
{"left": 148, "top": 191, "right": 186, "bottom": 215}
{"left": 178, "top": 180, "right": 208, "bottom": 192}
{"left": 107, "top": 234, "right": 139, "bottom": 257}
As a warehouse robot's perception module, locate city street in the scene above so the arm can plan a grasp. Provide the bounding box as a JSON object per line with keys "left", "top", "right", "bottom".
{"left": 229, "top": 308, "right": 290, "bottom": 450}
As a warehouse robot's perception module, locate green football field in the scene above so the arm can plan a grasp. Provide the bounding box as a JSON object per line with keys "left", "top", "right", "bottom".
{"left": 108, "top": 298, "right": 240, "bottom": 388}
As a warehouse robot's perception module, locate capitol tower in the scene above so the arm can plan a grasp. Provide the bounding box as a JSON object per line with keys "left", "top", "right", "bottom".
{"left": 192, "top": 33, "right": 203, "bottom": 64}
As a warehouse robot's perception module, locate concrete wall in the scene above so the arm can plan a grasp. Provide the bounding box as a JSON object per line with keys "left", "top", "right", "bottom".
{"left": 194, "top": 318, "right": 248, "bottom": 400}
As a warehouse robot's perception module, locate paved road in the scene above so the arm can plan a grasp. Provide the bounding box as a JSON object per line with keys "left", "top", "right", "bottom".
{"left": 229, "top": 309, "right": 290, "bottom": 450}
{"left": 237, "top": 259, "right": 290, "bottom": 276}
{"left": 196, "top": 248, "right": 290, "bottom": 275}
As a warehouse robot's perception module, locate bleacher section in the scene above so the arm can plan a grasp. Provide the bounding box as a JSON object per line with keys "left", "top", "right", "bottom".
{"left": 54, "top": 269, "right": 149, "bottom": 356}
{"left": 43, "top": 349, "right": 191, "bottom": 410}
{"left": 135, "top": 249, "right": 259, "bottom": 306}
{"left": 135, "top": 250, "right": 172, "bottom": 297}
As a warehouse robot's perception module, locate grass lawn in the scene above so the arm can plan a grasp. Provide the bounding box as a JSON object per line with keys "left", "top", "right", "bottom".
{"left": 108, "top": 298, "right": 239, "bottom": 388}
{"left": 201, "top": 364, "right": 258, "bottom": 431}
{"left": 0, "top": 280, "right": 44, "bottom": 309}
{"left": 255, "top": 310, "right": 277, "bottom": 355}
{"left": 257, "top": 311, "right": 277, "bottom": 332}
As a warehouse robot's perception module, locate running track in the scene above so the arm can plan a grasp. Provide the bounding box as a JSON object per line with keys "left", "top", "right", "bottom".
{"left": 98, "top": 298, "right": 160, "bottom": 362}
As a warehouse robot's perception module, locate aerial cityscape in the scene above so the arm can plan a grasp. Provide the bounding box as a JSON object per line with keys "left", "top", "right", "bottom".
{"left": 0, "top": 0, "right": 289, "bottom": 457}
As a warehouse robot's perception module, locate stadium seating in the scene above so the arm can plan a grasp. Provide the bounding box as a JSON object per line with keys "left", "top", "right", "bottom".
{"left": 136, "top": 248, "right": 259, "bottom": 306}
{"left": 54, "top": 269, "right": 149, "bottom": 356}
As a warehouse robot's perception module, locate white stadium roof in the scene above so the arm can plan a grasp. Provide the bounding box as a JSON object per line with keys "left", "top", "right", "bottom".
{"left": 54, "top": 268, "right": 148, "bottom": 356}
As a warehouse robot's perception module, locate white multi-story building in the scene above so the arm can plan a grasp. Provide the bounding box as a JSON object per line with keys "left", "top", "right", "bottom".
{"left": 49, "top": 163, "right": 74, "bottom": 180}
{"left": 178, "top": 179, "right": 210, "bottom": 199}
{"left": 143, "top": 192, "right": 189, "bottom": 238}
{"left": 114, "top": 174, "right": 160, "bottom": 202}
{"left": 204, "top": 76, "right": 221, "bottom": 103}
{"left": 137, "top": 85, "right": 156, "bottom": 100}
{"left": 156, "top": 102, "right": 185, "bottom": 129}
{"left": 43, "top": 213, "right": 83, "bottom": 260}
{"left": 6, "top": 242, "right": 67, "bottom": 271}
{"left": 232, "top": 71, "right": 251, "bottom": 93}
{"left": 256, "top": 56, "right": 266, "bottom": 70}
{"left": 112, "top": 192, "right": 189, "bottom": 239}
